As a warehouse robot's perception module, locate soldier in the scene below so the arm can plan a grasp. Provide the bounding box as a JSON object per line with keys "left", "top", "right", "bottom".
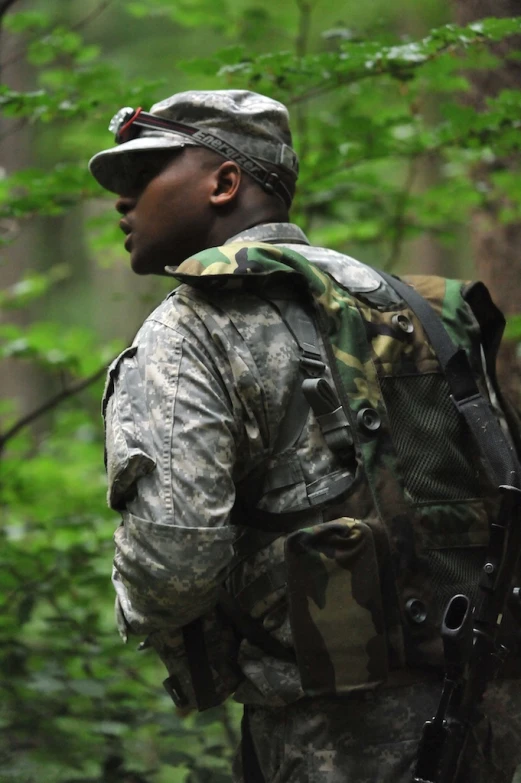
{"left": 90, "top": 90, "right": 521, "bottom": 782}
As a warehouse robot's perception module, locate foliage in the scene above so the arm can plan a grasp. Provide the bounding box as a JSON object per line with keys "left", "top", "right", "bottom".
{"left": 2, "top": 1, "right": 521, "bottom": 782}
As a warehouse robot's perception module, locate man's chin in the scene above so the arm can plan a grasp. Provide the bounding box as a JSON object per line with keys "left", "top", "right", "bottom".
{"left": 130, "top": 250, "right": 174, "bottom": 277}
{"left": 130, "top": 256, "right": 149, "bottom": 275}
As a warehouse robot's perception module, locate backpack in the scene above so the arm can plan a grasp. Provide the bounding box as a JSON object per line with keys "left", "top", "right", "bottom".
{"left": 151, "top": 240, "right": 521, "bottom": 710}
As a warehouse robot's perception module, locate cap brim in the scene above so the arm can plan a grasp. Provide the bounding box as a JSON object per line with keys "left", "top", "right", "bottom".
{"left": 88, "top": 134, "right": 198, "bottom": 195}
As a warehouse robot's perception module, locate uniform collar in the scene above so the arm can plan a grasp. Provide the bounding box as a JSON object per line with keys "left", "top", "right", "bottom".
{"left": 225, "top": 222, "right": 310, "bottom": 246}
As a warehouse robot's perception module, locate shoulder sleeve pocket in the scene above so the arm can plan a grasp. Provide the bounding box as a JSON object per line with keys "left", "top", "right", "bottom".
{"left": 102, "top": 346, "right": 156, "bottom": 510}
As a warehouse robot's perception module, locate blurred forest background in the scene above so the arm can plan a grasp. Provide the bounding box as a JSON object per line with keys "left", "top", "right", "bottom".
{"left": 1, "top": 0, "right": 521, "bottom": 781}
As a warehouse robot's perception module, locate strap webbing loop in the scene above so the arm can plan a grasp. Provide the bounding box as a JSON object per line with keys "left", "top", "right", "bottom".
{"left": 302, "top": 378, "right": 353, "bottom": 458}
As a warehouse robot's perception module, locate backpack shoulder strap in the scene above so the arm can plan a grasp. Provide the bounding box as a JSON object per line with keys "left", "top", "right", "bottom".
{"left": 267, "top": 296, "right": 354, "bottom": 463}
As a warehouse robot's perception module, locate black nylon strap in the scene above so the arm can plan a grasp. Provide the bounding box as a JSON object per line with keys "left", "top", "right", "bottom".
{"left": 241, "top": 706, "right": 266, "bottom": 783}
{"left": 379, "top": 271, "right": 520, "bottom": 488}
{"left": 182, "top": 617, "right": 219, "bottom": 711}
{"left": 269, "top": 298, "right": 354, "bottom": 464}
{"left": 267, "top": 299, "right": 321, "bottom": 454}
{"left": 117, "top": 110, "right": 293, "bottom": 208}
{"left": 217, "top": 588, "right": 296, "bottom": 663}
{"left": 378, "top": 273, "right": 474, "bottom": 386}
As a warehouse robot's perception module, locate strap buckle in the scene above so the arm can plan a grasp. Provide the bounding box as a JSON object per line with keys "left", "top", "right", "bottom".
{"left": 299, "top": 343, "right": 325, "bottom": 377}
{"left": 302, "top": 378, "right": 354, "bottom": 460}
{"left": 163, "top": 675, "right": 189, "bottom": 707}
{"left": 300, "top": 353, "right": 325, "bottom": 376}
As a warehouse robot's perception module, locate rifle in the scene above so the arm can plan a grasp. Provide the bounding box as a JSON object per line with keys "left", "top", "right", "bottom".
{"left": 413, "top": 484, "right": 521, "bottom": 783}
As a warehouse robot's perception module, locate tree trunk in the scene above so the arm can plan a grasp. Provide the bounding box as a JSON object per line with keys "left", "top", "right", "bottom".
{"left": 0, "top": 3, "right": 49, "bottom": 432}
{"left": 453, "top": 0, "right": 521, "bottom": 407}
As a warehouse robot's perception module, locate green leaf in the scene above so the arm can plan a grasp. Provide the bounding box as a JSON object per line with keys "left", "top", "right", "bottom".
{"left": 504, "top": 316, "right": 521, "bottom": 342}
{"left": 4, "top": 10, "right": 51, "bottom": 33}
{"left": 0, "top": 266, "right": 69, "bottom": 309}
{"left": 17, "top": 595, "right": 36, "bottom": 625}
{"left": 70, "top": 679, "right": 107, "bottom": 698}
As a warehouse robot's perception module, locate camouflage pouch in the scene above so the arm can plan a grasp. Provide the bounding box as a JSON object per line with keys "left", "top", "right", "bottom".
{"left": 285, "top": 517, "right": 388, "bottom": 695}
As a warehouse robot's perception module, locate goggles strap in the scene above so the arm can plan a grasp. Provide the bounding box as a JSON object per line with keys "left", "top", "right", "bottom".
{"left": 115, "top": 109, "right": 293, "bottom": 207}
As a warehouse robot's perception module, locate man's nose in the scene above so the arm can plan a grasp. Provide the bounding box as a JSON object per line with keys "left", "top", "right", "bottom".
{"left": 115, "top": 196, "right": 136, "bottom": 216}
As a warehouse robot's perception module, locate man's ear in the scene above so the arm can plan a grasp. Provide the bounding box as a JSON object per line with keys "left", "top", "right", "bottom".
{"left": 210, "top": 161, "right": 242, "bottom": 206}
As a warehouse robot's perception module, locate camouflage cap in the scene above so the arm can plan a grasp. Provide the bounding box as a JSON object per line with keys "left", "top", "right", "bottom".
{"left": 88, "top": 89, "right": 299, "bottom": 204}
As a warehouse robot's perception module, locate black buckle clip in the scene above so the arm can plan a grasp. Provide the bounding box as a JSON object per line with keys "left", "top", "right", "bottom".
{"left": 163, "top": 675, "right": 189, "bottom": 708}
{"left": 300, "top": 351, "right": 325, "bottom": 377}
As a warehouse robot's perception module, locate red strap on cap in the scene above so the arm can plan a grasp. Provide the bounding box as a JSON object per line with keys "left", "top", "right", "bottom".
{"left": 117, "top": 107, "right": 143, "bottom": 144}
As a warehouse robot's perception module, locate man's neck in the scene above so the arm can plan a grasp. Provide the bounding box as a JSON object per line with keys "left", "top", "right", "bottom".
{"left": 207, "top": 206, "right": 289, "bottom": 248}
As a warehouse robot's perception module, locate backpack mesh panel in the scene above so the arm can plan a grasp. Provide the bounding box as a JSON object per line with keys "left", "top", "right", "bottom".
{"left": 425, "top": 548, "right": 485, "bottom": 620}
{"left": 380, "top": 373, "right": 481, "bottom": 503}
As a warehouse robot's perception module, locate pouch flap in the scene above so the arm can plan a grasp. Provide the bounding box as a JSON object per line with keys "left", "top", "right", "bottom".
{"left": 285, "top": 518, "right": 388, "bottom": 695}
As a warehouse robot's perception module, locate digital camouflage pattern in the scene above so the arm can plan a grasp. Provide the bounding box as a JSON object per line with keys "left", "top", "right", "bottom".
{"left": 104, "top": 222, "right": 521, "bottom": 781}
{"left": 104, "top": 226, "right": 331, "bottom": 707}
{"left": 234, "top": 681, "right": 521, "bottom": 782}
{"left": 89, "top": 89, "right": 298, "bottom": 197}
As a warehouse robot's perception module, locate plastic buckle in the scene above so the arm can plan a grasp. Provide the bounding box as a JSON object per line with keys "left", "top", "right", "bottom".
{"left": 300, "top": 351, "right": 325, "bottom": 377}
{"left": 163, "top": 675, "right": 189, "bottom": 707}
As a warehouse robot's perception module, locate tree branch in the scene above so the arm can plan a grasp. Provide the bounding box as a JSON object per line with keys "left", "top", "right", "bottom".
{"left": 218, "top": 703, "right": 239, "bottom": 750}
{"left": 0, "top": 363, "right": 109, "bottom": 453}
{"left": 0, "top": 117, "right": 28, "bottom": 144}
{"left": 0, "top": 0, "right": 18, "bottom": 24}
{"left": 384, "top": 157, "right": 419, "bottom": 270}
{"left": 295, "top": 0, "right": 313, "bottom": 59}
{"left": 294, "top": 0, "right": 314, "bottom": 232}
{"left": 1, "top": 0, "right": 113, "bottom": 70}
{"left": 69, "top": 0, "right": 113, "bottom": 32}
{"left": 287, "top": 42, "right": 455, "bottom": 108}
{"left": 294, "top": 0, "right": 313, "bottom": 152}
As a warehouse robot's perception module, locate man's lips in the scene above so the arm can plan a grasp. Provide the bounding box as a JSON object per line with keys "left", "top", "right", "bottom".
{"left": 119, "top": 218, "right": 132, "bottom": 236}
{"left": 119, "top": 219, "right": 133, "bottom": 251}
